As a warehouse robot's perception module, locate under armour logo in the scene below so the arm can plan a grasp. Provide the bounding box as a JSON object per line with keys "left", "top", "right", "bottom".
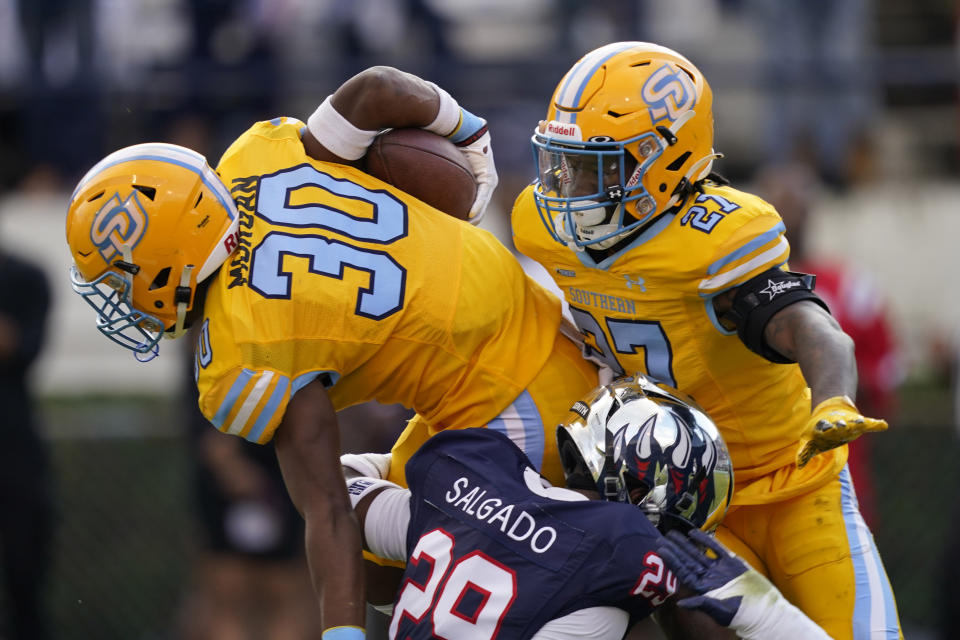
{"left": 606, "top": 186, "right": 624, "bottom": 201}
{"left": 623, "top": 274, "right": 646, "bottom": 291}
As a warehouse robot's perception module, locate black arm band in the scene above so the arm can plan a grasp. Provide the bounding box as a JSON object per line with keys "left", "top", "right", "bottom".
{"left": 722, "top": 268, "right": 830, "bottom": 364}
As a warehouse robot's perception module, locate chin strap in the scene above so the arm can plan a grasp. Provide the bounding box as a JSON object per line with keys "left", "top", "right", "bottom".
{"left": 688, "top": 150, "right": 724, "bottom": 183}
{"left": 556, "top": 202, "right": 636, "bottom": 252}
{"left": 658, "top": 108, "right": 722, "bottom": 209}
{"left": 667, "top": 108, "right": 696, "bottom": 137}
{"left": 166, "top": 264, "right": 194, "bottom": 341}
{"left": 119, "top": 244, "right": 137, "bottom": 292}
{"left": 552, "top": 211, "right": 584, "bottom": 252}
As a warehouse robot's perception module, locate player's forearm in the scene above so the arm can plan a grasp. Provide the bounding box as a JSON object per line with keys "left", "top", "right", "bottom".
{"left": 766, "top": 301, "right": 858, "bottom": 407}
{"left": 727, "top": 573, "right": 831, "bottom": 640}
{"left": 274, "top": 378, "right": 367, "bottom": 633}
{"left": 793, "top": 320, "right": 858, "bottom": 408}
{"left": 305, "top": 505, "right": 367, "bottom": 629}
{"left": 330, "top": 66, "right": 440, "bottom": 131}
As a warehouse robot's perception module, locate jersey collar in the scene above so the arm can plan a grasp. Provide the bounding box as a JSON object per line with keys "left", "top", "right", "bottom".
{"left": 573, "top": 212, "right": 676, "bottom": 271}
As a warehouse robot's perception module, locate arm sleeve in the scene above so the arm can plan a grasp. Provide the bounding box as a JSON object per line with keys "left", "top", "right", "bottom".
{"left": 530, "top": 607, "right": 629, "bottom": 640}
{"left": 724, "top": 572, "right": 832, "bottom": 640}
{"left": 736, "top": 595, "right": 831, "bottom": 640}
{"left": 361, "top": 484, "right": 411, "bottom": 562}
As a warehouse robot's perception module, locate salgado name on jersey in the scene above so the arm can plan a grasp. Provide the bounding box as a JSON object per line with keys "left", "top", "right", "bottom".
{"left": 445, "top": 476, "right": 559, "bottom": 554}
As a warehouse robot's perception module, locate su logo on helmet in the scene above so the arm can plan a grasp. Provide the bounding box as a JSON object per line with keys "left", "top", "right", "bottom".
{"left": 90, "top": 191, "right": 149, "bottom": 263}
{"left": 641, "top": 63, "right": 697, "bottom": 125}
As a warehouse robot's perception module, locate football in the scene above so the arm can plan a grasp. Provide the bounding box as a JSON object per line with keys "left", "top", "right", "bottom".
{"left": 364, "top": 128, "right": 477, "bottom": 221}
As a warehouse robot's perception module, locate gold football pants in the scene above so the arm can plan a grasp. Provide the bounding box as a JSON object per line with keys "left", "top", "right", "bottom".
{"left": 716, "top": 466, "right": 903, "bottom": 640}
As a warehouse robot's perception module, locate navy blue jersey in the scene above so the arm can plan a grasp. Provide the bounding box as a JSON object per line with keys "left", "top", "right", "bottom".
{"left": 391, "top": 428, "right": 675, "bottom": 639}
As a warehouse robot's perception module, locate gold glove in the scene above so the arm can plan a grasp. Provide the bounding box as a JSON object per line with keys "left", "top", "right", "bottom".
{"left": 796, "top": 395, "right": 888, "bottom": 468}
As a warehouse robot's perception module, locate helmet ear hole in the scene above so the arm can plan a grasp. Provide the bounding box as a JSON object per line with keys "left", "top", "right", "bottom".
{"left": 133, "top": 184, "right": 156, "bottom": 200}
{"left": 149, "top": 267, "right": 171, "bottom": 290}
{"left": 624, "top": 474, "right": 649, "bottom": 504}
{"left": 666, "top": 152, "right": 691, "bottom": 172}
{"left": 558, "top": 434, "right": 596, "bottom": 491}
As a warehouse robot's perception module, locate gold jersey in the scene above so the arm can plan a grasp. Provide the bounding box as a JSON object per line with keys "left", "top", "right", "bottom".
{"left": 195, "top": 118, "right": 561, "bottom": 444}
{"left": 513, "top": 183, "right": 845, "bottom": 504}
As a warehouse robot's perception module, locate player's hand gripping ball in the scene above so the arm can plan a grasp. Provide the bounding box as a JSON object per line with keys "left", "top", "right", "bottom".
{"left": 364, "top": 128, "right": 478, "bottom": 222}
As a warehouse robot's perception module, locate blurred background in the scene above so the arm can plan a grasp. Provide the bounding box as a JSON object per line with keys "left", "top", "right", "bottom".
{"left": 0, "top": 0, "right": 958, "bottom": 638}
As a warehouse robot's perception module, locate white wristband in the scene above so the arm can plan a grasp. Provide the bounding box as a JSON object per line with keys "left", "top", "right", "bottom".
{"left": 424, "top": 82, "right": 461, "bottom": 137}
{"left": 306, "top": 96, "right": 378, "bottom": 161}
{"left": 345, "top": 477, "right": 398, "bottom": 509}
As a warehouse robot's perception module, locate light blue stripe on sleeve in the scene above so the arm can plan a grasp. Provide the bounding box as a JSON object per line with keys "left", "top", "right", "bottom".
{"left": 706, "top": 222, "right": 785, "bottom": 276}
{"left": 291, "top": 370, "right": 340, "bottom": 395}
{"left": 486, "top": 390, "right": 545, "bottom": 471}
{"left": 245, "top": 375, "right": 290, "bottom": 443}
{"left": 212, "top": 369, "right": 255, "bottom": 429}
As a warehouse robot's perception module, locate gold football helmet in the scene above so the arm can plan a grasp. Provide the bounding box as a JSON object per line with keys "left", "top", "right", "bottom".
{"left": 532, "top": 42, "right": 718, "bottom": 249}
{"left": 66, "top": 143, "right": 239, "bottom": 358}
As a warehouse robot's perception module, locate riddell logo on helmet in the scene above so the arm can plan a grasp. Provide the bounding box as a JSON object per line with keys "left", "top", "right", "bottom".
{"left": 570, "top": 401, "right": 590, "bottom": 419}
{"left": 546, "top": 121, "right": 583, "bottom": 141}
{"left": 223, "top": 230, "right": 239, "bottom": 254}
{"left": 90, "top": 192, "right": 148, "bottom": 263}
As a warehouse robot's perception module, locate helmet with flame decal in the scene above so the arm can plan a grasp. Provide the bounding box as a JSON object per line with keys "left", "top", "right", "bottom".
{"left": 557, "top": 375, "right": 732, "bottom": 533}
{"left": 66, "top": 143, "right": 239, "bottom": 358}
{"left": 532, "top": 42, "right": 718, "bottom": 250}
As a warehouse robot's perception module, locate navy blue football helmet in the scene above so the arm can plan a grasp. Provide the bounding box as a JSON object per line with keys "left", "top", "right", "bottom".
{"left": 557, "top": 375, "right": 733, "bottom": 533}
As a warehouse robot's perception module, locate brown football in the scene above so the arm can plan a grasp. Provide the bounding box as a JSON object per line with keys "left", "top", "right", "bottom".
{"left": 364, "top": 128, "right": 477, "bottom": 221}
